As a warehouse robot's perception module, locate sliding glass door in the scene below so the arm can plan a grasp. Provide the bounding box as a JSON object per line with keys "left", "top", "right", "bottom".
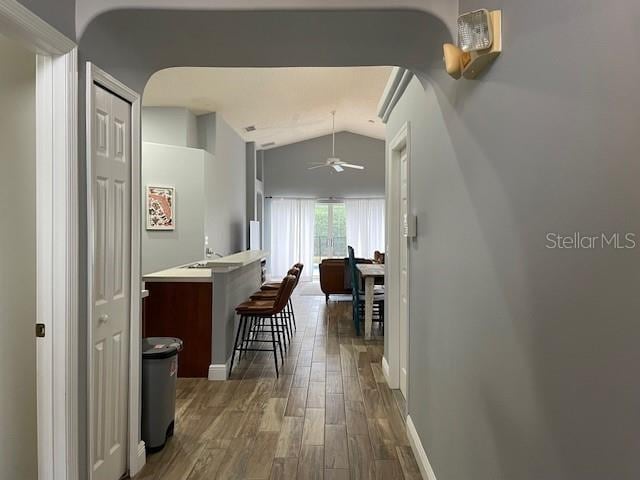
{"left": 313, "top": 202, "right": 346, "bottom": 276}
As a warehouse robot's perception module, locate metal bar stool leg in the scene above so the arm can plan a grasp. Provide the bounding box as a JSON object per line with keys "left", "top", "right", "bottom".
{"left": 285, "top": 301, "right": 293, "bottom": 336}
{"left": 239, "top": 313, "right": 251, "bottom": 359}
{"left": 230, "top": 314, "right": 245, "bottom": 374}
{"left": 248, "top": 316, "right": 259, "bottom": 354}
{"left": 281, "top": 311, "right": 291, "bottom": 345}
{"left": 269, "top": 315, "right": 279, "bottom": 377}
{"left": 289, "top": 298, "right": 297, "bottom": 331}
{"left": 273, "top": 313, "right": 284, "bottom": 362}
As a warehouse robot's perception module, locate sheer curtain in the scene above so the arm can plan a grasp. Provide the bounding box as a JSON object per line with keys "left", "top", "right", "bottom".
{"left": 345, "top": 198, "right": 385, "bottom": 257}
{"left": 269, "top": 198, "right": 315, "bottom": 281}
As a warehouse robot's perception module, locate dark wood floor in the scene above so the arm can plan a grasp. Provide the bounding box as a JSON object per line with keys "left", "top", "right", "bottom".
{"left": 135, "top": 292, "right": 420, "bottom": 480}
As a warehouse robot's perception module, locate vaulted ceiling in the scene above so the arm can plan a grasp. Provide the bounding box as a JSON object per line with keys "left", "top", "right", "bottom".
{"left": 142, "top": 66, "right": 392, "bottom": 148}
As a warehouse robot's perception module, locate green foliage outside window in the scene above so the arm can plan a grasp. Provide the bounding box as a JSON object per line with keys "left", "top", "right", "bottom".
{"left": 314, "top": 203, "right": 347, "bottom": 261}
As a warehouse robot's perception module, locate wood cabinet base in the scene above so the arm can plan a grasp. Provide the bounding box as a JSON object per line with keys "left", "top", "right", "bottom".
{"left": 143, "top": 281, "right": 212, "bottom": 378}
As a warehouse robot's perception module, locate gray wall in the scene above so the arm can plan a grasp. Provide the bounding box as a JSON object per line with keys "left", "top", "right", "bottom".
{"left": 141, "top": 143, "right": 206, "bottom": 274}
{"left": 212, "top": 262, "right": 262, "bottom": 365}
{"left": 198, "top": 113, "right": 246, "bottom": 255}
{"left": 246, "top": 142, "right": 257, "bottom": 239}
{"left": 142, "top": 107, "right": 198, "bottom": 148}
{"left": 141, "top": 108, "right": 246, "bottom": 268}
{"left": 197, "top": 112, "right": 216, "bottom": 155}
{"left": 0, "top": 33, "right": 37, "bottom": 480}
{"left": 246, "top": 143, "right": 265, "bottom": 249}
{"left": 385, "top": 1, "right": 640, "bottom": 479}
{"left": 203, "top": 113, "right": 247, "bottom": 256}
{"left": 17, "top": 0, "right": 75, "bottom": 40}
{"left": 263, "top": 132, "right": 385, "bottom": 198}
{"left": 76, "top": 1, "right": 457, "bottom": 40}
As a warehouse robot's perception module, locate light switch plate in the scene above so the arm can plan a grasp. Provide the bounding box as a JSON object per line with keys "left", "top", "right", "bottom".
{"left": 403, "top": 213, "right": 417, "bottom": 238}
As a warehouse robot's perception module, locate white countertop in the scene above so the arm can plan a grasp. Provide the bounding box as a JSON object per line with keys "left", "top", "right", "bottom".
{"left": 204, "top": 250, "right": 269, "bottom": 270}
{"left": 142, "top": 266, "right": 213, "bottom": 283}
{"left": 142, "top": 250, "right": 268, "bottom": 283}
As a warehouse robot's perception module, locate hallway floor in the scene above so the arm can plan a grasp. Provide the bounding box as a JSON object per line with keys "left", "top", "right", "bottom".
{"left": 135, "top": 294, "right": 420, "bottom": 479}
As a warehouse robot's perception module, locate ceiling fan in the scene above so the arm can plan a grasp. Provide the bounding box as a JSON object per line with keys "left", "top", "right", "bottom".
{"left": 308, "top": 111, "right": 365, "bottom": 173}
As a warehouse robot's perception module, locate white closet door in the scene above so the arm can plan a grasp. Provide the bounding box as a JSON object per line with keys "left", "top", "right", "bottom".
{"left": 90, "top": 83, "right": 131, "bottom": 480}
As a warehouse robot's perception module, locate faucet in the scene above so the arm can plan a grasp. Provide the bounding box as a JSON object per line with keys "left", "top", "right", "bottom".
{"left": 205, "top": 248, "right": 224, "bottom": 258}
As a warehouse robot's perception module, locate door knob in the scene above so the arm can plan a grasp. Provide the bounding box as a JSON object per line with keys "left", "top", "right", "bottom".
{"left": 98, "top": 314, "right": 109, "bottom": 324}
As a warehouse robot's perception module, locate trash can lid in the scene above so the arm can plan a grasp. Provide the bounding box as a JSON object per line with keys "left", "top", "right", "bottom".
{"left": 142, "top": 337, "right": 183, "bottom": 359}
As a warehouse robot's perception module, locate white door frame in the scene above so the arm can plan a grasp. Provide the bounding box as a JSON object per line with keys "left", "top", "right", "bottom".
{"left": 86, "top": 62, "right": 145, "bottom": 478}
{"left": 383, "top": 122, "right": 410, "bottom": 392}
{"left": 0, "top": 1, "right": 78, "bottom": 479}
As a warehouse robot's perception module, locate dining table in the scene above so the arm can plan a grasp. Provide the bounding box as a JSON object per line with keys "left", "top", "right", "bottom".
{"left": 356, "top": 263, "right": 385, "bottom": 340}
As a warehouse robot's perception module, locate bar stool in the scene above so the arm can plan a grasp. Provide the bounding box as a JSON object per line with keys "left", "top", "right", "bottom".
{"left": 259, "top": 263, "right": 303, "bottom": 332}
{"left": 231, "top": 274, "right": 297, "bottom": 377}
{"left": 251, "top": 265, "right": 302, "bottom": 337}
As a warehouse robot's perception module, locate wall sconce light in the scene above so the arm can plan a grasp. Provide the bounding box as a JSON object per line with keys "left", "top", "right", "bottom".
{"left": 443, "top": 9, "right": 502, "bottom": 80}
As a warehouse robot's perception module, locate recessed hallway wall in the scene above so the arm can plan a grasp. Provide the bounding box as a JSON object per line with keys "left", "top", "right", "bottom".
{"left": 0, "top": 32, "right": 37, "bottom": 480}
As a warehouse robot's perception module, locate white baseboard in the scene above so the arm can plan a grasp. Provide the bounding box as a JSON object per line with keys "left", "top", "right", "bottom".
{"left": 382, "top": 356, "right": 391, "bottom": 384}
{"left": 208, "top": 358, "right": 230, "bottom": 380}
{"left": 129, "top": 440, "right": 146, "bottom": 477}
{"left": 406, "top": 415, "right": 437, "bottom": 480}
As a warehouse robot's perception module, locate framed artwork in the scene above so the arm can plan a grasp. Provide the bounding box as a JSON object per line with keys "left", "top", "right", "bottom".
{"left": 146, "top": 185, "right": 175, "bottom": 230}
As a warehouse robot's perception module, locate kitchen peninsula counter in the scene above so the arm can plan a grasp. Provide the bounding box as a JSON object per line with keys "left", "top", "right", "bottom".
{"left": 142, "top": 250, "right": 268, "bottom": 379}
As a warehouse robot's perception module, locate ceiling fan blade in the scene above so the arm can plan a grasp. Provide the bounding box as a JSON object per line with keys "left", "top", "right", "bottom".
{"left": 341, "top": 163, "right": 365, "bottom": 170}
{"left": 308, "top": 164, "right": 327, "bottom": 170}
{"left": 332, "top": 164, "right": 344, "bottom": 172}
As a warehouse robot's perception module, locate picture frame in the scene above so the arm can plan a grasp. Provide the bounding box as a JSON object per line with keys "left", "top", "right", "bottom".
{"left": 146, "top": 185, "right": 175, "bottom": 230}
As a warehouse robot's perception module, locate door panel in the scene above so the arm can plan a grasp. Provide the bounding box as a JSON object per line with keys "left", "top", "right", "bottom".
{"left": 314, "top": 203, "right": 331, "bottom": 265}
{"left": 313, "top": 202, "right": 346, "bottom": 277}
{"left": 330, "top": 203, "right": 346, "bottom": 258}
{"left": 91, "top": 84, "right": 131, "bottom": 480}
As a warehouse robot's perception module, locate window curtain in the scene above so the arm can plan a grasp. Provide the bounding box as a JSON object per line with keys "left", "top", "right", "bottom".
{"left": 269, "top": 198, "right": 315, "bottom": 281}
{"left": 345, "top": 198, "right": 385, "bottom": 258}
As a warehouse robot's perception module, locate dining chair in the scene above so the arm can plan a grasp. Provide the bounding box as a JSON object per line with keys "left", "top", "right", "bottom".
{"left": 348, "top": 246, "right": 384, "bottom": 335}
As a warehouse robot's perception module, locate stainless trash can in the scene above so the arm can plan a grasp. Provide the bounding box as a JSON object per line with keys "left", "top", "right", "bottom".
{"left": 141, "top": 337, "right": 183, "bottom": 452}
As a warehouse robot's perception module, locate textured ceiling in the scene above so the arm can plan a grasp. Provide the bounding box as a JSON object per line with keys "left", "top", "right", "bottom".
{"left": 142, "top": 66, "right": 392, "bottom": 148}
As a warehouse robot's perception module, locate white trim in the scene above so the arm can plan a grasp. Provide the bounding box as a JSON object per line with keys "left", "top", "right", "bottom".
{"left": 381, "top": 356, "right": 391, "bottom": 385}
{"left": 130, "top": 441, "right": 147, "bottom": 475}
{"left": 406, "top": 415, "right": 437, "bottom": 480}
{"left": 377, "top": 67, "right": 403, "bottom": 118}
{"left": 0, "top": 0, "right": 74, "bottom": 54}
{"left": 36, "top": 54, "right": 54, "bottom": 480}
{"left": 0, "top": 3, "right": 79, "bottom": 479}
{"left": 377, "top": 67, "right": 414, "bottom": 123}
{"left": 208, "top": 358, "right": 231, "bottom": 381}
{"left": 384, "top": 122, "right": 410, "bottom": 391}
{"left": 86, "top": 62, "right": 144, "bottom": 479}
{"left": 50, "top": 46, "right": 79, "bottom": 480}
{"left": 36, "top": 48, "right": 80, "bottom": 480}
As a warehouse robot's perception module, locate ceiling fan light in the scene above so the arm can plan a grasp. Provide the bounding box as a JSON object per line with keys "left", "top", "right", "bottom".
{"left": 332, "top": 165, "right": 344, "bottom": 172}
